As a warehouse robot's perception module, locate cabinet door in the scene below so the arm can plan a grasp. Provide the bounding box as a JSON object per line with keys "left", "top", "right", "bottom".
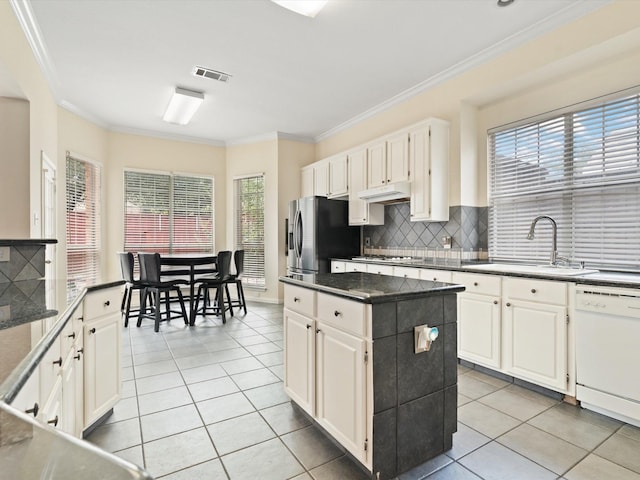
{"left": 457, "top": 292, "right": 501, "bottom": 369}
{"left": 60, "top": 351, "right": 79, "bottom": 437}
{"left": 348, "top": 149, "right": 369, "bottom": 225}
{"left": 12, "top": 366, "right": 40, "bottom": 420}
{"left": 84, "top": 313, "right": 121, "bottom": 428}
{"left": 328, "top": 155, "right": 349, "bottom": 198}
{"left": 386, "top": 132, "right": 409, "bottom": 183}
{"left": 503, "top": 299, "right": 567, "bottom": 391}
{"left": 315, "top": 322, "right": 367, "bottom": 463}
{"left": 41, "top": 375, "right": 62, "bottom": 430}
{"left": 314, "top": 162, "right": 329, "bottom": 197}
{"left": 301, "top": 167, "right": 314, "bottom": 198}
{"left": 284, "top": 308, "right": 315, "bottom": 416}
{"left": 367, "top": 141, "right": 387, "bottom": 187}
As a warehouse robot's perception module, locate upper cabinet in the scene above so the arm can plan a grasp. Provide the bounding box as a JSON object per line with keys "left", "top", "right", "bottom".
{"left": 348, "top": 148, "right": 384, "bottom": 226}
{"left": 328, "top": 154, "right": 348, "bottom": 199}
{"left": 409, "top": 119, "right": 450, "bottom": 222}
{"left": 301, "top": 160, "right": 330, "bottom": 198}
{"left": 366, "top": 133, "right": 409, "bottom": 188}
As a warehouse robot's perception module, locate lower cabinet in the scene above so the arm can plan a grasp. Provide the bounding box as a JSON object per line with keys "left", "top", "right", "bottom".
{"left": 315, "top": 322, "right": 367, "bottom": 460}
{"left": 283, "top": 286, "right": 371, "bottom": 469}
{"left": 83, "top": 288, "right": 121, "bottom": 429}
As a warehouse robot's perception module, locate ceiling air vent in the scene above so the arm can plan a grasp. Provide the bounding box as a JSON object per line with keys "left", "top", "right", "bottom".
{"left": 193, "top": 66, "right": 231, "bottom": 83}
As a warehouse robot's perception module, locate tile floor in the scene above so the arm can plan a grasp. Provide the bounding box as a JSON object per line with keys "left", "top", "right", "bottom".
{"left": 86, "top": 302, "right": 640, "bottom": 480}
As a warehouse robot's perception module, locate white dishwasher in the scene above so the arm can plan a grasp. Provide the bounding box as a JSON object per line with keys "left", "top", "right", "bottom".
{"left": 575, "top": 284, "right": 640, "bottom": 427}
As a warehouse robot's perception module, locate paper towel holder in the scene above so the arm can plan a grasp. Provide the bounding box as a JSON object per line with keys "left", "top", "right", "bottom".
{"left": 414, "top": 324, "right": 439, "bottom": 353}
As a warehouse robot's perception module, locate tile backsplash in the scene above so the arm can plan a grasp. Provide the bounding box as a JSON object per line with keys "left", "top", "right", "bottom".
{"left": 363, "top": 204, "right": 487, "bottom": 257}
{"left": 0, "top": 244, "right": 46, "bottom": 283}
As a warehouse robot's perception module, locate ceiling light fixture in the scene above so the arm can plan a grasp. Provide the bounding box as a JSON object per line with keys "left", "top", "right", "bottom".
{"left": 271, "top": 0, "right": 328, "bottom": 18}
{"left": 497, "top": 0, "right": 515, "bottom": 6}
{"left": 162, "top": 87, "right": 204, "bottom": 125}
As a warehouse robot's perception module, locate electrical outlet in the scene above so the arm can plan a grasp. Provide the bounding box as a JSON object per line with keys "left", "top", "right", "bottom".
{"left": 0, "top": 247, "right": 10, "bottom": 262}
{"left": 364, "top": 237, "right": 371, "bottom": 247}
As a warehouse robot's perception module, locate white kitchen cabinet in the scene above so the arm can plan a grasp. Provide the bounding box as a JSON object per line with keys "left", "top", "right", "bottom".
{"left": 301, "top": 166, "right": 314, "bottom": 198}
{"left": 393, "top": 266, "right": 421, "bottom": 279}
{"left": 315, "top": 321, "right": 367, "bottom": 461}
{"left": 83, "top": 287, "right": 121, "bottom": 429}
{"left": 409, "top": 119, "right": 449, "bottom": 222}
{"left": 331, "top": 261, "right": 346, "bottom": 273}
{"left": 283, "top": 284, "right": 371, "bottom": 468}
{"left": 328, "top": 155, "right": 349, "bottom": 198}
{"left": 344, "top": 261, "right": 367, "bottom": 273}
{"left": 503, "top": 277, "right": 568, "bottom": 392}
{"left": 367, "top": 134, "right": 409, "bottom": 188}
{"left": 367, "top": 263, "right": 394, "bottom": 276}
{"left": 453, "top": 272, "right": 502, "bottom": 369}
{"left": 419, "top": 268, "right": 452, "bottom": 283}
{"left": 348, "top": 148, "right": 384, "bottom": 226}
{"left": 40, "top": 375, "right": 62, "bottom": 430}
{"left": 313, "top": 161, "right": 329, "bottom": 197}
{"left": 284, "top": 308, "right": 315, "bottom": 416}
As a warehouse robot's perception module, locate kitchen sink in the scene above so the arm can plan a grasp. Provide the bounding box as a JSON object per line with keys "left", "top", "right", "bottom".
{"left": 465, "top": 263, "right": 599, "bottom": 277}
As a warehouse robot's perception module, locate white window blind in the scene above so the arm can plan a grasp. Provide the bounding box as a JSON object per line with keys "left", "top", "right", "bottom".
{"left": 123, "top": 170, "right": 214, "bottom": 254}
{"left": 234, "top": 175, "right": 265, "bottom": 288}
{"left": 488, "top": 92, "right": 640, "bottom": 270}
{"left": 66, "top": 153, "right": 101, "bottom": 302}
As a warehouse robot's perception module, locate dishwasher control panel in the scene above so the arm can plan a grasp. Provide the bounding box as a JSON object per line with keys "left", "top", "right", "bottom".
{"left": 576, "top": 286, "right": 640, "bottom": 318}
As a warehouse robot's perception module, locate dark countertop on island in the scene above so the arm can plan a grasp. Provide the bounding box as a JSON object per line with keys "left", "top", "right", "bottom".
{"left": 279, "top": 272, "right": 465, "bottom": 303}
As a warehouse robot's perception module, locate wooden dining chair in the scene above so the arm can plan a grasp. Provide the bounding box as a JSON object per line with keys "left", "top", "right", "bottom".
{"left": 137, "top": 252, "right": 189, "bottom": 332}
{"left": 226, "top": 250, "right": 247, "bottom": 314}
{"left": 193, "top": 250, "right": 234, "bottom": 323}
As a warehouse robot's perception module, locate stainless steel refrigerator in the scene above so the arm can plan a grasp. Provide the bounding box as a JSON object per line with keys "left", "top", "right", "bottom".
{"left": 287, "top": 196, "right": 360, "bottom": 275}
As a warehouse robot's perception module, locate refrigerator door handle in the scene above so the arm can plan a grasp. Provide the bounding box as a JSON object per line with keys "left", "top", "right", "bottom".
{"left": 294, "top": 209, "right": 303, "bottom": 259}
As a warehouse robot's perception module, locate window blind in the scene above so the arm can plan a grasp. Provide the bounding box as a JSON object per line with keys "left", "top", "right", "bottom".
{"left": 234, "top": 175, "right": 265, "bottom": 288}
{"left": 66, "top": 153, "right": 101, "bottom": 302}
{"left": 123, "top": 170, "right": 214, "bottom": 255}
{"left": 488, "top": 93, "right": 640, "bottom": 270}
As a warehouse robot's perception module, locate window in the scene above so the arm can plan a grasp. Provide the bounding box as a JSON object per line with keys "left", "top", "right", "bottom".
{"left": 123, "top": 170, "right": 214, "bottom": 254}
{"left": 234, "top": 174, "right": 265, "bottom": 288}
{"left": 488, "top": 92, "right": 640, "bottom": 270}
{"left": 66, "top": 153, "right": 101, "bottom": 301}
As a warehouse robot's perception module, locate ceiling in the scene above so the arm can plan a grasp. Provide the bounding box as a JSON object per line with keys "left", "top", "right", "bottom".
{"left": 13, "top": 0, "right": 609, "bottom": 145}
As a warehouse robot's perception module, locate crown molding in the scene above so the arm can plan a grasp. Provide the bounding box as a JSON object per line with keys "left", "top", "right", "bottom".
{"left": 10, "top": 0, "right": 61, "bottom": 101}
{"left": 315, "top": 0, "right": 610, "bottom": 143}
{"left": 109, "top": 125, "right": 227, "bottom": 147}
{"left": 225, "top": 131, "right": 314, "bottom": 147}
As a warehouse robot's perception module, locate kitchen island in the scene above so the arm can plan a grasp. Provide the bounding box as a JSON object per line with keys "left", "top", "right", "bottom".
{"left": 280, "top": 272, "right": 465, "bottom": 480}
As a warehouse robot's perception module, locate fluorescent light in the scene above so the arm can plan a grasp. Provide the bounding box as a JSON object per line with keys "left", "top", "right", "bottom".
{"left": 162, "top": 87, "right": 204, "bottom": 125}
{"left": 271, "top": 0, "right": 328, "bottom": 18}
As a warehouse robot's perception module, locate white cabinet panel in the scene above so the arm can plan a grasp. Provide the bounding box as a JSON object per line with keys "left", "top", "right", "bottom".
{"left": 348, "top": 149, "right": 384, "bottom": 226}
{"left": 457, "top": 292, "right": 501, "bottom": 369}
{"left": 284, "top": 308, "right": 315, "bottom": 416}
{"left": 328, "top": 155, "right": 348, "bottom": 198}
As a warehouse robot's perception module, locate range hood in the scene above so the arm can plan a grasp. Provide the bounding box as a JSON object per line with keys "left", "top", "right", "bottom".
{"left": 358, "top": 181, "right": 411, "bottom": 203}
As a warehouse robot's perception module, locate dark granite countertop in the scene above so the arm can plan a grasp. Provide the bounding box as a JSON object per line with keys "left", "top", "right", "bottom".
{"left": 0, "top": 239, "right": 58, "bottom": 246}
{"left": 338, "top": 258, "right": 640, "bottom": 288}
{"left": 279, "top": 272, "right": 465, "bottom": 303}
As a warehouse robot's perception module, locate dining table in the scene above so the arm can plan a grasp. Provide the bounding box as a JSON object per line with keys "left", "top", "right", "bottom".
{"left": 160, "top": 253, "right": 217, "bottom": 326}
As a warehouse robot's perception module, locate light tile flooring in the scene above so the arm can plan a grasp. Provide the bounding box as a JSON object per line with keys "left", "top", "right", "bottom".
{"left": 87, "top": 302, "right": 640, "bottom": 480}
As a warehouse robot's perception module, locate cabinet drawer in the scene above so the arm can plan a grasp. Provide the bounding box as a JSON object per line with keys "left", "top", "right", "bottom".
{"left": 504, "top": 277, "right": 567, "bottom": 305}
{"left": 452, "top": 272, "right": 501, "bottom": 296}
{"left": 317, "top": 292, "right": 367, "bottom": 337}
{"left": 394, "top": 266, "right": 421, "bottom": 279}
{"left": 420, "top": 269, "right": 453, "bottom": 283}
{"left": 367, "top": 264, "right": 394, "bottom": 276}
{"left": 344, "top": 261, "right": 367, "bottom": 272}
{"left": 331, "top": 261, "right": 346, "bottom": 273}
{"left": 83, "top": 287, "right": 121, "bottom": 320}
{"left": 284, "top": 284, "right": 316, "bottom": 317}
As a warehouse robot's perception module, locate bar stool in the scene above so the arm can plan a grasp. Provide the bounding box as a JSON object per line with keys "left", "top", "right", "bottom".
{"left": 227, "top": 250, "right": 247, "bottom": 314}
{"left": 137, "top": 252, "right": 189, "bottom": 332}
{"left": 194, "top": 250, "right": 233, "bottom": 323}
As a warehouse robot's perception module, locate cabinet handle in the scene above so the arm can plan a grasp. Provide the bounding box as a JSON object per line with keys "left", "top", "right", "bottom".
{"left": 293, "top": 297, "right": 300, "bottom": 302}
{"left": 53, "top": 357, "right": 62, "bottom": 367}
{"left": 67, "top": 332, "right": 76, "bottom": 339}
{"left": 25, "top": 402, "right": 39, "bottom": 417}
{"left": 433, "top": 277, "right": 437, "bottom": 281}
{"left": 79, "top": 316, "right": 84, "bottom": 322}
{"left": 89, "top": 328, "right": 96, "bottom": 334}
{"left": 473, "top": 282, "right": 478, "bottom": 286}
{"left": 104, "top": 300, "right": 110, "bottom": 307}
{"left": 47, "top": 415, "right": 59, "bottom": 427}
{"left": 493, "top": 300, "right": 499, "bottom": 305}
{"left": 74, "top": 352, "right": 82, "bottom": 360}
{"left": 316, "top": 328, "right": 321, "bottom": 334}
{"left": 306, "top": 324, "right": 312, "bottom": 329}
{"left": 531, "top": 288, "right": 537, "bottom": 294}
{"left": 506, "top": 302, "right": 511, "bottom": 307}
{"left": 334, "top": 310, "right": 341, "bottom": 317}
{"left": 77, "top": 348, "right": 84, "bottom": 354}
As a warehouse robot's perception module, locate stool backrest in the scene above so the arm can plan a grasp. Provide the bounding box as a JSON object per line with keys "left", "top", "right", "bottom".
{"left": 118, "top": 252, "right": 135, "bottom": 283}
{"left": 234, "top": 250, "right": 244, "bottom": 278}
{"left": 138, "top": 252, "right": 162, "bottom": 284}
{"left": 216, "top": 250, "right": 232, "bottom": 280}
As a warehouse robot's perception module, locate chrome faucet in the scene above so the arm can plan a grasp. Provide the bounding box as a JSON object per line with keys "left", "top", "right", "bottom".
{"left": 526, "top": 215, "right": 568, "bottom": 266}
